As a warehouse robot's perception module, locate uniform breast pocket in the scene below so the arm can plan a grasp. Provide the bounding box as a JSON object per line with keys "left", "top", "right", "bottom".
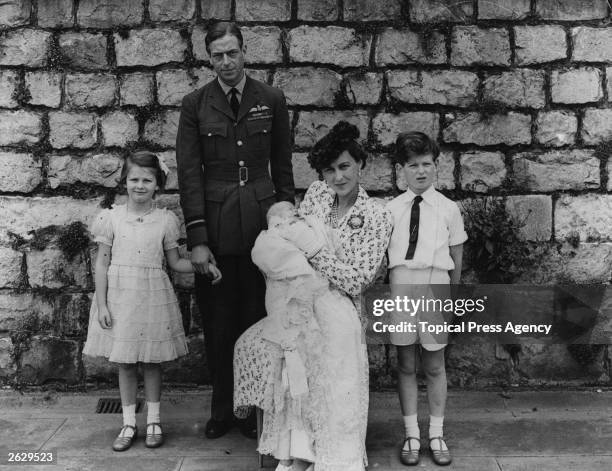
{"left": 199, "top": 122, "right": 227, "bottom": 160}
{"left": 245, "top": 119, "right": 272, "bottom": 157}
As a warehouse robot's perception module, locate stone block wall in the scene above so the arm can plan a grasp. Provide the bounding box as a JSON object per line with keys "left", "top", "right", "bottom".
{"left": 0, "top": 0, "right": 610, "bottom": 389}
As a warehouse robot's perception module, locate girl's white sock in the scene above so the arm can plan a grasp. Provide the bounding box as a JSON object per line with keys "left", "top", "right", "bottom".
{"left": 120, "top": 404, "right": 136, "bottom": 437}
{"left": 147, "top": 401, "right": 160, "bottom": 424}
{"left": 429, "top": 415, "right": 444, "bottom": 438}
{"left": 402, "top": 414, "right": 420, "bottom": 450}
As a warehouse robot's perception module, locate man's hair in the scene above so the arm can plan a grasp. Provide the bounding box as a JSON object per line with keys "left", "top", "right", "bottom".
{"left": 394, "top": 131, "right": 440, "bottom": 165}
{"left": 205, "top": 22, "right": 244, "bottom": 54}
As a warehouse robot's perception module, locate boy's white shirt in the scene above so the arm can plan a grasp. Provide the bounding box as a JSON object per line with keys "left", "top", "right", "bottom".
{"left": 386, "top": 185, "right": 467, "bottom": 271}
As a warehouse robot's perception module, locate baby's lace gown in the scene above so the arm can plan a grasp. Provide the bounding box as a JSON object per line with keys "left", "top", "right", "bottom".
{"left": 83, "top": 205, "right": 188, "bottom": 363}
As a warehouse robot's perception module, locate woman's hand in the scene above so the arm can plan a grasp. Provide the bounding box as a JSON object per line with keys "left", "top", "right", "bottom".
{"left": 98, "top": 305, "right": 112, "bottom": 329}
{"left": 278, "top": 220, "right": 324, "bottom": 258}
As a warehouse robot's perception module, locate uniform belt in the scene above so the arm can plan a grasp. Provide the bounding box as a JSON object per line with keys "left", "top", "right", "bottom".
{"left": 205, "top": 165, "right": 269, "bottom": 185}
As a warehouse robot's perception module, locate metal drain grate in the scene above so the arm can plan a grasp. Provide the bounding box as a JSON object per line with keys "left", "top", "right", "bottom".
{"left": 96, "top": 398, "right": 142, "bottom": 414}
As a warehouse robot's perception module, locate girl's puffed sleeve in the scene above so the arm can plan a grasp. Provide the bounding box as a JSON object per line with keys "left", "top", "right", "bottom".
{"left": 163, "top": 210, "right": 182, "bottom": 251}
{"left": 90, "top": 209, "right": 114, "bottom": 246}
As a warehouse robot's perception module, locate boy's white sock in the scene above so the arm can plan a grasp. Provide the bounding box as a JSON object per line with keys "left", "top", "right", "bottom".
{"left": 402, "top": 414, "right": 420, "bottom": 450}
{"left": 120, "top": 404, "right": 136, "bottom": 437}
{"left": 147, "top": 401, "right": 160, "bottom": 424}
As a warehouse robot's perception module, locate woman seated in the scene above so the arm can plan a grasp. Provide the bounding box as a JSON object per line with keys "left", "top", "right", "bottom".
{"left": 234, "top": 122, "right": 393, "bottom": 471}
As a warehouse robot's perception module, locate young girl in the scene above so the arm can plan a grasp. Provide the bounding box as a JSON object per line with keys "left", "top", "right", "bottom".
{"left": 83, "top": 151, "right": 221, "bottom": 451}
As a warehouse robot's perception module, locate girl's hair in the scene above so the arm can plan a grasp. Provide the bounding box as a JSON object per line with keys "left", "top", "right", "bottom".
{"left": 307, "top": 121, "right": 368, "bottom": 173}
{"left": 118, "top": 151, "right": 167, "bottom": 193}
{"left": 394, "top": 132, "right": 440, "bottom": 165}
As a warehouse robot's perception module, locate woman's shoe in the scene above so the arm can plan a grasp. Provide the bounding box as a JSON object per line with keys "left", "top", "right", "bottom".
{"left": 400, "top": 437, "right": 420, "bottom": 466}
{"left": 112, "top": 425, "right": 137, "bottom": 452}
{"left": 145, "top": 423, "right": 164, "bottom": 448}
{"left": 429, "top": 437, "right": 452, "bottom": 466}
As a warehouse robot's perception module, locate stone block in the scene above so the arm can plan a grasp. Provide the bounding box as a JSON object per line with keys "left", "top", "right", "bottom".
{"left": 0, "top": 152, "right": 42, "bottom": 193}
{"left": 65, "top": 73, "right": 116, "bottom": 108}
{"left": 243, "top": 26, "right": 283, "bottom": 65}
{"left": 478, "top": 0, "right": 529, "bottom": 19}
{"left": 572, "top": 27, "right": 612, "bottom": 62}
{"left": 82, "top": 353, "right": 116, "bottom": 380}
{"left": 344, "top": 72, "right": 383, "bottom": 105}
{"left": 361, "top": 155, "right": 393, "bottom": 192}
{"left": 52, "top": 293, "right": 91, "bottom": 337}
{"left": 119, "top": 72, "right": 154, "bottom": 106}
{"left": 100, "top": 111, "right": 138, "bottom": 148}
{"left": 0, "top": 196, "right": 101, "bottom": 238}
{"left": 149, "top": 0, "right": 195, "bottom": 21}
{"left": 0, "top": 337, "right": 15, "bottom": 375}
{"left": 372, "top": 112, "right": 439, "bottom": 147}
{"left": 0, "top": 28, "right": 50, "bottom": 66}
{"left": 77, "top": 0, "right": 143, "bottom": 28}
{"left": 246, "top": 69, "right": 268, "bottom": 84}
{"left": 27, "top": 248, "right": 88, "bottom": 289}
{"left": 48, "top": 153, "right": 123, "bottom": 189}
{"left": 164, "top": 334, "right": 209, "bottom": 383}
{"left": 460, "top": 151, "right": 506, "bottom": 192}
{"left": 37, "top": 0, "right": 73, "bottom": 28}
{"left": 272, "top": 67, "right": 342, "bottom": 107}
{"left": 0, "top": 69, "right": 19, "bottom": 108}
{"left": 514, "top": 26, "right": 567, "bottom": 65}
{"left": 144, "top": 110, "right": 180, "bottom": 147}
{"left": 512, "top": 150, "right": 600, "bottom": 192}
{"left": 443, "top": 112, "right": 531, "bottom": 146}
{"left": 236, "top": 0, "right": 290, "bottom": 21}
{"left": 608, "top": 159, "right": 612, "bottom": 192}
{"left": 555, "top": 195, "right": 612, "bottom": 242}
{"left": 49, "top": 112, "right": 97, "bottom": 149}
{"left": 24, "top": 71, "right": 62, "bottom": 108}
{"left": 482, "top": 69, "right": 546, "bottom": 109}
{"left": 0, "top": 0, "right": 31, "bottom": 28}
{"left": 608, "top": 67, "right": 612, "bottom": 100}
{"left": 114, "top": 29, "right": 186, "bottom": 67}
{"left": 297, "top": 0, "right": 337, "bottom": 20}
{"left": 292, "top": 153, "right": 318, "bottom": 190}
{"left": 288, "top": 26, "right": 370, "bottom": 67}
{"left": 191, "top": 25, "right": 208, "bottom": 61}
{"left": 535, "top": 111, "right": 577, "bottom": 147}
{"left": 18, "top": 336, "right": 80, "bottom": 385}
{"left": 387, "top": 70, "right": 478, "bottom": 107}
{"left": 410, "top": 0, "right": 472, "bottom": 23}
{"left": 451, "top": 26, "right": 510, "bottom": 66}
{"left": 0, "top": 293, "right": 53, "bottom": 332}
{"left": 156, "top": 68, "right": 215, "bottom": 106}
{"left": 375, "top": 28, "right": 446, "bottom": 66}
{"left": 536, "top": 0, "right": 608, "bottom": 20}
{"left": 564, "top": 243, "right": 612, "bottom": 283}
{"left": 551, "top": 68, "right": 602, "bottom": 104}
{"left": 294, "top": 110, "right": 369, "bottom": 148}
{"left": 59, "top": 32, "right": 107, "bottom": 70}
{"left": 505, "top": 195, "right": 552, "bottom": 241}
{"left": 344, "top": 0, "right": 401, "bottom": 20}
{"left": 0, "top": 247, "right": 22, "bottom": 288}
{"left": 582, "top": 109, "right": 612, "bottom": 145}
{"left": 200, "top": 0, "right": 231, "bottom": 19}
{"left": 396, "top": 151, "right": 455, "bottom": 191}
{"left": 158, "top": 150, "right": 178, "bottom": 190}
{"left": 0, "top": 110, "right": 42, "bottom": 145}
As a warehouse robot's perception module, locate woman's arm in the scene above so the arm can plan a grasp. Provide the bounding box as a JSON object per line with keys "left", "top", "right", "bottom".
{"left": 95, "top": 243, "right": 112, "bottom": 329}
{"left": 448, "top": 243, "right": 463, "bottom": 284}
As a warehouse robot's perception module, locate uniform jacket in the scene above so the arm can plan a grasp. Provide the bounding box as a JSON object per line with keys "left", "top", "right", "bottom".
{"left": 176, "top": 76, "right": 294, "bottom": 255}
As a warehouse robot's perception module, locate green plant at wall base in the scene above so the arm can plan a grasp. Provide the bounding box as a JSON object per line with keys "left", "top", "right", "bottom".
{"left": 460, "top": 197, "right": 541, "bottom": 283}
{"left": 57, "top": 222, "right": 90, "bottom": 261}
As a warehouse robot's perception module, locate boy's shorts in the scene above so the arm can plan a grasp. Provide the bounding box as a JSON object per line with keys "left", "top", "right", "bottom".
{"left": 389, "top": 267, "right": 451, "bottom": 351}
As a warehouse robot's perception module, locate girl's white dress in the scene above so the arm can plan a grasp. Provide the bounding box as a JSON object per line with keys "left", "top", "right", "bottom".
{"left": 83, "top": 205, "right": 188, "bottom": 364}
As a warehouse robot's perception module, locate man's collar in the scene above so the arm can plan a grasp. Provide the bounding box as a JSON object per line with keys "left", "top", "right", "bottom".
{"left": 404, "top": 185, "right": 436, "bottom": 205}
{"left": 217, "top": 73, "right": 246, "bottom": 96}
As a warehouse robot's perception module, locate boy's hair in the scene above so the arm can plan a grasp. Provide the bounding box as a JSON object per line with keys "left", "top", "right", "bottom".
{"left": 118, "top": 151, "right": 167, "bottom": 193}
{"left": 394, "top": 132, "right": 440, "bottom": 165}
{"left": 205, "top": 22, "right": 243, "bottom": 54}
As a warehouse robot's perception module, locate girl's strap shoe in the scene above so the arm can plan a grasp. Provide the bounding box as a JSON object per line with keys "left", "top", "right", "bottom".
{"left": 112, "top": 425, "right": 137, "bottom": 452}
{"left": 429, "top": 437, "right": 452, "bottom": 466}
{"left": 400, "top": 437, "right": 420, "bottom": 466}
{"left": 145, "top": 423, "right": 164, "bottom": 448}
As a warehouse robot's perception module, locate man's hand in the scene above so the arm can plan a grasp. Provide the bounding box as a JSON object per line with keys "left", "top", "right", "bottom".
{"left": 98, "top": 306, "right": 112, "bottom": 329}
{"left": 191, "top": 244, "right": 216, "bottom": 276}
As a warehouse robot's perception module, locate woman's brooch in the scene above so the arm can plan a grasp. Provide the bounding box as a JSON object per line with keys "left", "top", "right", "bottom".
{"left": 348, "top": 214, "right": 364, "bottom": 229}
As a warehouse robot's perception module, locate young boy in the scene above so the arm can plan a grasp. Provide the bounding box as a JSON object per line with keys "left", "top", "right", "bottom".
{"left": 386, "top": 132, "right": 467, "bottom": 466}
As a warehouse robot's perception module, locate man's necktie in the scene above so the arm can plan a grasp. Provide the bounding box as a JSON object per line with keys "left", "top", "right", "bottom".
{"left": 229, "top": 88, "right": 240, "bottom": 118}
{"left": 405, "top": 195, "right": 423, "bottom": 260}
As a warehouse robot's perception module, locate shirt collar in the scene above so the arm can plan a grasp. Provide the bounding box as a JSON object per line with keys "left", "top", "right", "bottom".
{"left": 218, "top": 73, "right": 246, "bottom": 97}
{"left": 403, "top": 185, "right": 436, "bottom": 205}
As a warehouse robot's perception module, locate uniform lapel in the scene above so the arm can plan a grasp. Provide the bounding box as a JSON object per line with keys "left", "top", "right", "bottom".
{"left": 237, "top": 77, "right": 260, "bottom": 123}
{"left": 209, "top": 79, "right": 234, "bottom": 121}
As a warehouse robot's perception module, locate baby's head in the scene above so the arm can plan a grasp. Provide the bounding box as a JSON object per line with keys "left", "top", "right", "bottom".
{"left": 267, "top": 201, "right": 297, "bottom": 228}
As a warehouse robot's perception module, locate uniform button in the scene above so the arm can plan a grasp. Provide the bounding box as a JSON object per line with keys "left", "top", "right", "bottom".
{"left": 238, "top": 160, "right": 245, "bottom": 166}
{"left": 237, "top": 140, "right": 243, "bottom": 146}
{"left": 239, "top": 181, "right": 246, "bottom": 187}
{"left": 207, "top": 133, "right": 212, "bottom": 137}
{"left": 263, "top": 129, "right": 267, "bottom": 134}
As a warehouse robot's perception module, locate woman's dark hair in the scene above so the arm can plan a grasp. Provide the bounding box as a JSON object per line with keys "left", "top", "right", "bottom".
{"left": 307, "top": 121, "right": 367, "bottom": 173}
{"left": 394, "top": 132, "right": 440, "bottom": 165}
{"left": 118, "top": 151, "right": 167, "bottom": 194}
{"left": 205, "top": 22, "right": 244, "bottom": 54}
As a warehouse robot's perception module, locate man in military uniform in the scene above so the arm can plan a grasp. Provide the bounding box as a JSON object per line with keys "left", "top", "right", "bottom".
{"left": 176, "top": 22, "right": 294, "bottom": 439}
